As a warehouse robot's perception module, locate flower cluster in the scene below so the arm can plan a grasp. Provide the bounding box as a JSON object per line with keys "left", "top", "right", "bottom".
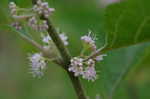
{"left": 29, "top": 53, "right": 47, "bottom": 78}
{"left": 68, "top": 31, "right": 107, "bottom": 81}
{"left": 9, "top": 2, "right": 22, "bottom": 30}
{"left": 81, "top": 31, "right": 97, "bottom": 51}
{"left": 28, "top": 16, "right": 48, "bottom": 31}
{"left": 69, "top": 57, "right": 101, "bottom": 82}
{"left": 33, "top": 0, "right": 55, "bottom": 18}
{"left": 69, "top": 55, "right": 107, "bottom": 82}
{"left": 9, "top": 1, "right": 54, "bottom": 31}
{"left": 69, "top": 57, "right": 84, "bottom": 76}
{"left": 9, "top": 1, "right": 71, "bottom": 78}
{"left": 11, "top": 22, "right": 22, "bottom": 30}
{"left": 83, "top": 66, "right": 97, "bottom": 82}
{"left": 8, "top": 1, "right": 107, "bottom": 82}
{"left": 83, "top": 59, "right": 97, "bottom": 81}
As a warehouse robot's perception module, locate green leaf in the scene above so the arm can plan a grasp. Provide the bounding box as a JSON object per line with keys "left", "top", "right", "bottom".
{"left": 104, "top": 0, "right": 150, "bottom": 51}
{"left": 82, "top": 0, "right": 150, "bottom": 98}
{"left": 113, "top": 46, "right": 150, "bottom": 99}
{"left": 83, "top": 44, "right": 149, "bottom": 99}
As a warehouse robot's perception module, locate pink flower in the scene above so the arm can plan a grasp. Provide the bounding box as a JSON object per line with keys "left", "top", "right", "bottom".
{"left": 82, "top": 66, "right": 97, "bottom": 82}
{"left": 29, "top": 53, "right": 46, "bottom": 78}
{"left": 81, "top": 31, "right": 97, "bottom": 51}
{"left": 68, "top": 57, "right": 84, "bottom": 76}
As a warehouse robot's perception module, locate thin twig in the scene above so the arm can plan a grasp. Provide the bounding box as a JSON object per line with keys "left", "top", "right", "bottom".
{"left": 84, "top": 46, "right": 105, "bottom": 61}
{"left": 18, "top": 33, "right": 62, "bottom": 65}
{"left": 84, "top": 43, "right": 107, "bottom": 61}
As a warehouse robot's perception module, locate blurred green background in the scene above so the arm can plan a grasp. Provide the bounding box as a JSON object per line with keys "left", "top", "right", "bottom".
{"left": 0, "top": 0, "right": 150, "bottom": 99}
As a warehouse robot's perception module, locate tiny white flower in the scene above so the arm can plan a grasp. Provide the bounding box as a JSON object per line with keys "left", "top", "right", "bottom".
{"left": 28, "top": 16, "right": 37, "bottom": 30}
{"left": 33, "top": 0, "right": 55, "bottom": 18}
{"left": 82, "top": 66, "right": 97, "bottom": 82}
{"left": 30, "top": 69, "right": 44, "bottom": 78}
{"left": 9, "top": 2, "right": 17, "bottom": 17}
{"left": 29, "top": 53, "right": 46, "bottom": 78}
{"left": 38, "top": 20, "right": 48, "bottom": 31}
{"left": 28, "top": 17, "right": 48, "bottom": 31}
{"left": 69, "top": 66, "right": 84, "bottom": 77}
{"left": 86, "top": 59, "right": 95, "bottom": 67}
{"left": 9, "top": 2, "right": 16, "bottom": 9}
{"left": 41, "top": 2, "right": 48, "bottom": 8}
{"left": 42, "top": 35, "right": 51, "bottom": 44}
{"left": 42, "top": 33, "right": 69, "bottom": 46}
{"left": 82, "top": 59, "right": 97, "bottom": 81}
{"left": 48, "top": 8, "right": 55, "bottom": 12}
{"left": 95, "top": 54, "right": 107, "bottom": 61}
{"left": 68, "top": 57, "right": 84, "bottom": 76}
{"left": 11, "top": 22, "right": 22, "bottom": 30}
{"left": 59, "top": 33, "right": 69, "bottom": 46}
{"left": 37, "top": 0, "right": 42, "bottom": 5}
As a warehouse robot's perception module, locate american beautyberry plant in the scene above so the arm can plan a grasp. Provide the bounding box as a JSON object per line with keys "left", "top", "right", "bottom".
{"left": 8, "top": 0, "right": 107, "bottom": 99}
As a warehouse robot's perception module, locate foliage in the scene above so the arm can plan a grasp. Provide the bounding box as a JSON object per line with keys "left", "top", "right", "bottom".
{"left": 0, "top": 0, "right": 150, "bottom": 99}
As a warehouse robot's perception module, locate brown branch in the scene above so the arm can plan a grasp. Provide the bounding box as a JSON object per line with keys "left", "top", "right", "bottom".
{"left": 32, "top": 0, "right": 87, "bottom": 99}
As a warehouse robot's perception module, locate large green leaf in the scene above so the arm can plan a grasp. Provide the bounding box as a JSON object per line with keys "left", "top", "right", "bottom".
{"left": 113, "top": 46, "right": 150, "bottom": 99}
{"left": 82, "top": 44, "right": 149, "bottom": 99}
{"left": 81, "top": 0, "right": 150, "bottom": 98}
{"left": 104, "top": 0, "right": 150, "bottom": 51}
